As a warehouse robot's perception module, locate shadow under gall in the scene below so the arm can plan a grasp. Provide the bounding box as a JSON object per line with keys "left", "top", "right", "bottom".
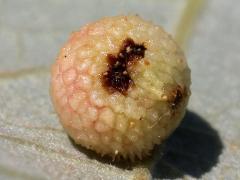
{"left": 69, "top": 110, "right": 223, "bottom": 178}
{"left": 151, "top": 110, "right": 224, "bottom": 179}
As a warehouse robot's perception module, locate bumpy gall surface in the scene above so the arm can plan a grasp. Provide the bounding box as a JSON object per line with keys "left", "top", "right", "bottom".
{"left": 51, "top": 15, "right": 191, "bottom": 160}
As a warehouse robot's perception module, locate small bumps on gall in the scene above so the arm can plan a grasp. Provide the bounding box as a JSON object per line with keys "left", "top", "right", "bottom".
{"left": 50, "top": 15, "right": 191, "bottom": 160}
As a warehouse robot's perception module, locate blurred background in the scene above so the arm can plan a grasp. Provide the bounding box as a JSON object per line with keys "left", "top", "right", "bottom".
{"left": 0, "top": 0, "right": 239, "bottom": 179}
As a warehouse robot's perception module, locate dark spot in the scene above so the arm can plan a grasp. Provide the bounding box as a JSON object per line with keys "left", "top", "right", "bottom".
{"left": 64, "top": 55, "right": 67, "bottom": 58}
{"left": 171, "top": 88, "right": 183, "bottom": 109}
{"left": 102, "top": 38, "right": 146, "bottom": 95}
{"left": 169, "top": 85, "right": 186, "bottom": 110}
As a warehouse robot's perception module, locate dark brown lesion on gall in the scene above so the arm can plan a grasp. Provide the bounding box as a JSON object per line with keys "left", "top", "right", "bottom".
{"left": 102, "top": 38, "right": 146, "bottom": 95}
{"left": 168, "top": 85, "right": 187, "bottom": 110}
